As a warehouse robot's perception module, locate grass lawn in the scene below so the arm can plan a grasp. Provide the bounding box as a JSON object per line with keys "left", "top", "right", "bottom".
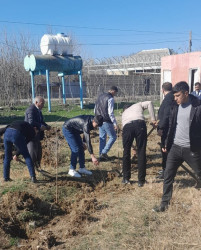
{"left": 0, "top": 100, "right": 160, "bottom": 125}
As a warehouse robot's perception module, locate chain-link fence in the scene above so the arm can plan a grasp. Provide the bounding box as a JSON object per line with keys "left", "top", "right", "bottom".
{"left": 0, "top": 35, "right": 162, "bottom": 106}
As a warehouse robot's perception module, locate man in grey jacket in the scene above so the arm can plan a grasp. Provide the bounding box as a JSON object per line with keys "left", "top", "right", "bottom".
{"left": 62, "top": 115, "right": 103, "bottom": 177}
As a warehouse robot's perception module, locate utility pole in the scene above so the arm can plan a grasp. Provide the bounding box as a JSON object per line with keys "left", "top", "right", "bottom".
{"left": 189, "top": 30, "right": 192, "bottom": 52}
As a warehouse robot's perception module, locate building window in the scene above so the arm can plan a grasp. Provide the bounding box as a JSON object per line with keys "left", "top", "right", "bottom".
{"left": 144, "top": 79, "right": 150, "bottom": 95}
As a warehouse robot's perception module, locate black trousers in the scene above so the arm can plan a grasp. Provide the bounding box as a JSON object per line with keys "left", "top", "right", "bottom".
{"left": 161, "top": 144, "right": 201, "bottom": 206}
{"left": 161, "top": 132, "right": 168, "bottom": 171}
{"left": 122, "top": 120, "right": 147, "bottom": 181}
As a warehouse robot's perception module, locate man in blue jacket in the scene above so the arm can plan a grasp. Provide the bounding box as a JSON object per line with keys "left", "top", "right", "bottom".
{"left": 191, "top": 82, "right": 201, "bottom": 100}
{"left": 63, "top": 115, "right": 103, "bottom": 178}
{"left": 153, "top": 81, "right": 201, "bottom": 212}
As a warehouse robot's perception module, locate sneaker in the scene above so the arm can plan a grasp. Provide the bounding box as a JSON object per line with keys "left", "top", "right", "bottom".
{"left": 100, "top": 153, "right": 109, "bottom": 161}
{"left": 68, "top": 169, "right": 81, "bottom": 178}
{"left": 158, "top": 170, "right": 163, "bottom": 174}
{"left": 138, "top": 181, "right": 146, "bottom": 187}
{"left": 78, "top": 168, "right": 92, "bottom": 175}
{"left": 152, "top": 205, "right": 168, "bottom": 212}
{"left": 122, "top": 178, "right": 131, "bottom": 184}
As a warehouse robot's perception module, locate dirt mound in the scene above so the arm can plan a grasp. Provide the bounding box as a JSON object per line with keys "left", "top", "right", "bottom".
{"left": 18, "top": 196, "right": 107, "bottom": 249}
{"left": 0, "top": 191, "right": 64, "bottom": 239}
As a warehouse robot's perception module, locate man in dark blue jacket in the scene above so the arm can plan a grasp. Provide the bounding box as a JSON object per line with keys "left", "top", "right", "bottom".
{"left": 2, "top": 121, "right": 37, "bottom": 183}
{"left": 191, "top": 82, "right": 201, "bottom": 100}
{"left": 153, "top": 81, "right": 201, "bottom": 212}
{"left": 157, "top": 82, "right": 175, "bottom": 179}
{"left": 63, "top": 115, "right": 103, "bottom": 178}
{"left": 25, "top": 96, "right": 50, "bottom": 170}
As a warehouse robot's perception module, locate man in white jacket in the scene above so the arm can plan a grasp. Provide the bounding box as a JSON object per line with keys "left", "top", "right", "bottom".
{"left": 122, "top": 101, "right": 157, "bottom": 186}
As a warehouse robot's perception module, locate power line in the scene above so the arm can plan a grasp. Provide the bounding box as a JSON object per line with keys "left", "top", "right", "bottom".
{"left": 0, "top": 20, "right": 188, "bottom": 34}
{"left": 0, "top": 39, "right": 192, "bottom": 53}
{"left": 78, "top": 40, "right": 189, "bottom": 46}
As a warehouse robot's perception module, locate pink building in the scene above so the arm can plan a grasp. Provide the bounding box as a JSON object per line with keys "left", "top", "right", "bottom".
{"left": 161, "top": 51, "right": 201, "bottom": 93}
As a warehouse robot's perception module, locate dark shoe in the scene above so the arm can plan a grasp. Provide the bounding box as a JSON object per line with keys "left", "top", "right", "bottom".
{"left": 195, "top": 181, "right": 201, "bottom": 189}
{"left": 156, "top": 170, "right": 164, "bottom": 180}
{"left": 100, "top": 153, "right": 109, "bottom": 161}
{"left": 122, "top": 178, "right": 131, "bottom": 184}
{"left": 158, "top": 170, "right": 163, "bottom": 174}
{"left": 4, "top": 178, "right": 12, "bottom": 182}
{"left": 152, "top": 204, "right": 168, "bottom": 212}
{"left": 31, "top": 177, "right": 37, "bottom": 183}
{"left": 138, "top": 181, "right": 145, "bottom": 187}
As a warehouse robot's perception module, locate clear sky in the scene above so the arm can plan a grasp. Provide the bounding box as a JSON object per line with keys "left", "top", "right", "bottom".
{"left": 0, "top": 0, "right": 201, "bottom": 59}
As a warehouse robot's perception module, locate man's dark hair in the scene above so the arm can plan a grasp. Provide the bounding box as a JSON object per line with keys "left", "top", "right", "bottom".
{"left": 172, "top": 81, "right": 189, "bottom": 93}
{"left": 110, "top": 86, "right": 118, "bottom": 92}
{"left": 123, "top": 104, "right": 132, "bottom": 112}
{"left": 93, "top": 115, "right": 103, "bottom": 127}
{"left": 194, "top": 82, "right": 201, "bottom": 86}
{"left": 162, "top": 82, "right": 172, "bottom": 91}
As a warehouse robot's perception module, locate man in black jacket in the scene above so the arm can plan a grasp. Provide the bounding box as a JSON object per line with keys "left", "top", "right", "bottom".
{"left": 25, "top": 96, "right": 50, "bottom": 170}
{"left": 62, "top": 115, "right": 103, "bottom": 178}
{"left": 153, "top": 81, "right": 201, "bottom": 212}
{"left": 157, "top": 82, "right": 175, "bottom": 179}
{"left": 94, "top": 86, "right": 118, "bottom": 160}
{"left": 2, "top": 120, "right": 37, "bottom": 183}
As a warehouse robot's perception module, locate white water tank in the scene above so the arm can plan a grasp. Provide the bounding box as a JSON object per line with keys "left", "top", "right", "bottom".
{"left": 40, "top": 33, "right": 73, "bottom": 56}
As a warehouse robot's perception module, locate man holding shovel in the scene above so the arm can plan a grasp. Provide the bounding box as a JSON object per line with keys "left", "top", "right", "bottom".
{"left": 1, "top": 120, "right": 38, "bottom": 183}
{"left": 122, "top": 101, "right": 157, "bottom": 186}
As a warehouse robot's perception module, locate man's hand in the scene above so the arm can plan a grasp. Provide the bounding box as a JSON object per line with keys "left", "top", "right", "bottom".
{"left": 162, "top": 147, "right": 167, "bottom": 153}
{"left": 13, "top": 155, "right": 19, "bottom": 161}
{"left": 157, "top": 129, "right": 163, "bottom": 137}
{"left": 131, "top": 145, "right": 137, "bottom": 157}
{"left": 34, "top": 127, "right": 39, "bottom": 134}
{"left": 114, "top": 124, "right": 119, "bottom": 131}
{"left": 40, "top": 125, "right": 46, "bottom": 131}
{"left": 150, "top": 120, "right": 158, "bottom": 128}
{"left": 83, "top": 143, "right": 87, "bottom": 151}
{"left": 91, "top": 155, "right": 99, "bottom": 166}
{"left": 46, "top": 125, "right": 51, "bottom": 131}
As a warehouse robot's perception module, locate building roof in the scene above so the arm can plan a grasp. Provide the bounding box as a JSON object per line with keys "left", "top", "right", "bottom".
{"left": 121, "top": 48, "right": 174, "bottom": 65}
{"left": 83, "top": 48, "right": 175, "bottom": 74}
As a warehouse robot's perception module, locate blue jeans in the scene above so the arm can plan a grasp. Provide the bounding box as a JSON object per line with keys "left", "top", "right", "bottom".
{"left": 3, "top": 128, "right": 35, "bottom": 179}
{"left": 62, "top": 126, "right": 85, "bottom": 170}
{"left": 99, "top": 122, "right": 117, "bottom": 155}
